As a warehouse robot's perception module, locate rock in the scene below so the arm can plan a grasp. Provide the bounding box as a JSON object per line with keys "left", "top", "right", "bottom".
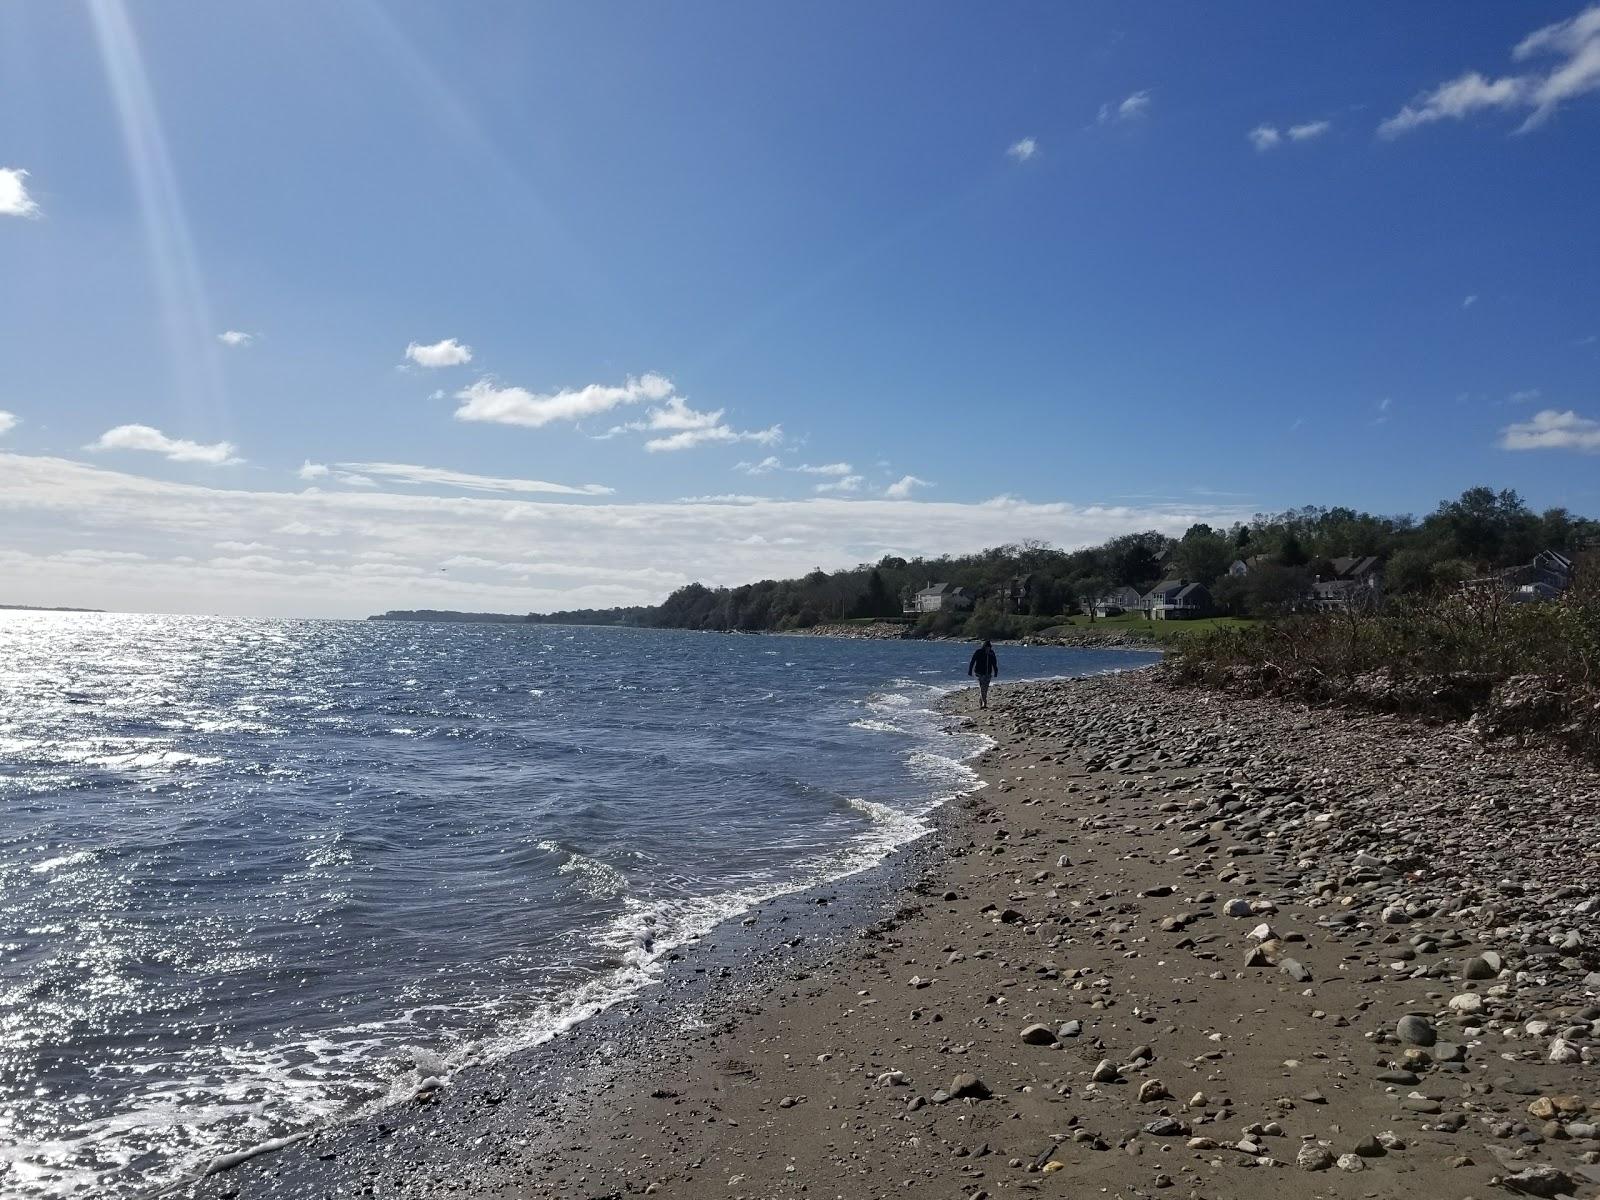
{"left": 1397, "top": 1015, "right": 1437, "bottom": 1046}
{"left": 1448, "top": 992, "right": 1483, "bottom": 1014}
{"left": 1377, "top": 1069, "right": 1421, "bottom": 1085}
{"left": 876, "top": 1070, "right": 906, "bottom": 1087}
{"left": 1057, "top": 1020, "right": 1082, "bottom": 1038}
{"left": 1091, "top": 1059, "right": 1120, "bottom": 1083}
{"left": 1020, "top": 1023, "right": 1057, "bottom": 1046}
{"left": 1381, "top": 905, "right": 1410, "bottom": 924}
{"left": 1225, "top": 898, "right": 1253, "bottom": 917}
{"left": 1143, "top": 1117, "right": 1186, "bottom": 1136}
{"left": 1463, "top": 954, "right": 1499, "bottom": 980}
{"left": 1335, "top": 1153, "right": 1365, "bottom": 1172}
{"left": 1497, "top": 1165, "right": 1576, "bottom": 1197}
{"left": 1401, "top": 1096, "right": 1441, "bottom": 1114}
{"left": 1376, "top": 1131, "right": 1406, "bottom": 1151}
{"left": 1548, "top": 1038, "right": 1582, "bottom": 1064}
{"left": 1138, "top": 1079, "right": 1170, "bottom": 1102}
{"left": 1296, "top": 1144, "right": 1335, "bottom": 1171}
{"left": 1353, "top": 1135, "right": 1386, "bottom": 1157}
{"left": 1280, "top": 957, "right": 1313, "bottom": 983}
{"left": 948, "top": 1073, "right": 990, "bottom": 1100}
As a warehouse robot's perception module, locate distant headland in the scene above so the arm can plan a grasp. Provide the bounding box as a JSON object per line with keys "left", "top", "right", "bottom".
{"left": 0, "top": 604, "right": 104, "bottom": 613}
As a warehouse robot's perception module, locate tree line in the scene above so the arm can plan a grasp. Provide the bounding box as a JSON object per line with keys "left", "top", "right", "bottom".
{"left": 523, "top": 487, "right": 1596, "bottom": 637}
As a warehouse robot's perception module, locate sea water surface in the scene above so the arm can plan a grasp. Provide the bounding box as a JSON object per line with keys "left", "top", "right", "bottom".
{"left": 0, "top": 613, "right": 1156, "bottom": 1196}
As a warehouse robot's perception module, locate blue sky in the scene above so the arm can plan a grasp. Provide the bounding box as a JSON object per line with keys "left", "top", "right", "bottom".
{"left": 2, "top": 2, "right": 1598, "bottom": 616}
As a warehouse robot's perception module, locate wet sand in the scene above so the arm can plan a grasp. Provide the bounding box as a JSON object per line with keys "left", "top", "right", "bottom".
{"left": 186, "top": 670, "right": 1600, "bottom": 1200}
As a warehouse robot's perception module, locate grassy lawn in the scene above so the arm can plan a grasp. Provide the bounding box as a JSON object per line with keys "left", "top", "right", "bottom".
{"left": 1040, "top": 613, "right": 1258, "bottom": 642}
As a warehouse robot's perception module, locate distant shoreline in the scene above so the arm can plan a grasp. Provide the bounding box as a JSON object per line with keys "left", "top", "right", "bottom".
{"left": 0, "top": 603, "right": 104, "bottom": 613}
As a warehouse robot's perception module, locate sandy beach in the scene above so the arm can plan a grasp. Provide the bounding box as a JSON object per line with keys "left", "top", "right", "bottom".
{"left": 187, "top": 668, "right": 1600, "bottom": 1200}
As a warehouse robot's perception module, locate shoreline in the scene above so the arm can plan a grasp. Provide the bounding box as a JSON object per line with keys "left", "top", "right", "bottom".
{"left": 186, "top": 669, "right": 1598, "bottom": 1199}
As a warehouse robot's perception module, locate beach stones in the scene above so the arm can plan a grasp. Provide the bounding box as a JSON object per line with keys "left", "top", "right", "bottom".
{"left": 1137, "top": 1079, "right": 1170, "bottom": 1102}
{"left": 1019, "top": 1023, "right": 1057, "bottom": 1046}
{"left": 948, "top": 1073, "right": 990, "bottom": 1100}
{"left": 1296, "top": 1143, "right": 1335, "bottom": 1170}
{"left": 1091, "top": 1059, "right": 1121, "bottom": 1083}
{"left": 1397, "top": 1015, "right": 1436, "bottom": 1046}
{"left": 1463, "top": 952, "right": 1500, "bottom": 980}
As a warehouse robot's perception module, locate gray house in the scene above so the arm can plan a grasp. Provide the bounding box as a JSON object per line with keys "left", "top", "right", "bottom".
{"left": 907, "top": 582, "right": 974, "bottom": 615}
{"left": 1143, "top": 579, "right": 1215, "bottom": 620}
{"left": 1092, "top": 586, "right": 1144, "bottom": 617}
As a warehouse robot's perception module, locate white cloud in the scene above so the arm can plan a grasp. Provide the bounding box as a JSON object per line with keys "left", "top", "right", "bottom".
{"left": 884, "top": 474, "right": 932, "bottom": 500}
{"left": 645, "top": 423, "right": 782, "bottom": 453}
{"left": 736, "top": 456, "right": 784, "bottom": 475}
{"left": 1099, "top": 90, "right": 1151, "bottom": 125}
{"left": 607, "top": 395, "right": 782, "bottom": 453}
{"left": 405, "top": 337, "right": 474, "bottom": 367}
{"left": 217, "top": 330, "right": 255, "bottom": 348}
{"left": 89, "top": 424, "right": 241, "bottom": 465}
{"left": 794, "top": 462, "right": 853, "bottom": 476}
{"left": 1251, "top": 120, "right": 1330, "bottom": 150}
{"left": 0, "top": 167, "right": 40, "bottom": 218}
{"left": 1462, "top": 293, "right": 1479, "bottom": 308}
{"left": 0, "top": 451, "right": 1248, "bottom": 617}
{"left": 298, "top": 461, "right": 331, "bottom": 480}
{"left": 814, "top": 475, "right": 863, "bottom": 494}
{"left": 1499, "top": 408, "right": 1600, "bottom": 452}
{"left": 1248, "top": 124, "right": 1282, "bottom": 151}
{"left": 0, "top": 411, "right": 18, "bottom": 437}
{"left": 1006, "top": 137, "right": 1038, "bottom": 162}
{"left": 1380, "top": 5, "right": 1600, "bottom": 137}
{"left": 1509, "top": 387, "right": 1542, "bottom": 404}
{"left": 1288, "top": 120, "right": 1331, "bottom": 141}
{"left": 454, "top": 373, "right": 672, "bottom": 428}
{"left": 336, "top": 461, "right": 613, "bottom": 496}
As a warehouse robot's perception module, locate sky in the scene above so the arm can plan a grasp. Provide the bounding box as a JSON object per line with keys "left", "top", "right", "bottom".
{"left": 1, "top": 1, "right": 1598, "bottom": 617}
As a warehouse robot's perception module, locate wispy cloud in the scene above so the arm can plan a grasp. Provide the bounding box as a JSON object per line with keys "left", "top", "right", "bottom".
{"left": 1509, "top": 387, "right": 1543, "bottom": 404}
{"left": 814, "top": 475, "right": 863, "bottom": 494}
{"left": 1462, "top": 293, "right": 1479, "bottom": 308}
{"left": 0, "top": 411, "right": 17, "bottom": 437}
{"left": 89, "top": 424, "right": 241, "bottom": 465}
{"left": 453, "top": 373, "right": 673, "bottom": 428}
{"left": 884, "top": 474, "right": 932, "bottom": 499}
{"left": 336, "top": 461, "right": 613, "bottom": 496}
{"left": 0, "top": 451, "right": 1248, "bottom": 617}
{"left": 217, "top": 330, "right": 255, "bottom": 348}
{"left": 297, "top": 461, "right": 330, "bottom": 480}
{"left": 604, "top": 394, "right": 782, "bottom": 453}
{"left": 1379, "top": 4, "right": 1600, "bottom": 137}
{"left": 736, "top": 456, "right": 784, "bottom": 475}
{"left": 0, "top": 167, "right": 40, "bottom": 218}
{"left": 794, "top": 462, "right": 853, "bottom": 476}
{"left": 1250, "top": 119, "right": 1331, "bottom": 150}
{"left": 1288, "top": 120, "right": 1331, "bottom": 141}
{"left": 406, "top": 337, "right": 474, "bottom": 367}
{"left": 1098, "top": 89, "right": 1152, "bottom": 124}
{"left": 1006, "top": 137, "right": 1038, "bottom": 162}
{"left": 1248, "top": 124, "right": 1282, "bottom": 151}
{"left": 1499, "top": 408, "right": 1600, "bottom": 452}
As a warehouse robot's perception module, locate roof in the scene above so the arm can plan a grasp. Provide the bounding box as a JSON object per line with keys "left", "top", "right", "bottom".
{"left": 1535, "top": 549, "right": 1573, "bottom": 569}
{"left": 916, "top": 582, "right": 958, "bottom": 596}
{"left": 1330, "top": 555, "right": 1382, "bottom": 578}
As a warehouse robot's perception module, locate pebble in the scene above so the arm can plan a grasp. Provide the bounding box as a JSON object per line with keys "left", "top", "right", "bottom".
{"left": 1397, "top": 1015, "right": 1437, "bottom": 1046}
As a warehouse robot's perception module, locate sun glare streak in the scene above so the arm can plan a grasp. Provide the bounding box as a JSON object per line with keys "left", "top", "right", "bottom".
{"left": 343, "top": 0, "right": 619, "bottom": 314}
{"left": 87, "top": 0, "right": 225, "bottom": 430}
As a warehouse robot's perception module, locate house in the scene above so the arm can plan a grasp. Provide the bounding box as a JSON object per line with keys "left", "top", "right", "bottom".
{"left": 1311, "top": 555, "right": 1384, "bottom": 611}
{"left": 1143, "top": 579, "right": 1215, "bottom": 620}
{"left": 1531, "top": 550, "right": 1574, "bottom": 592}
{"left": 1227, "top": 555, "right": 1272, "bottom": 577}
{"left": 1092, "top": 586, "right": 1144, "bottom": 618}
{"left": 907, "top": 582, "right": 974, "bottom": 615}
{"left": 1511, "top": 582, "right": 1562, "bottom": 604}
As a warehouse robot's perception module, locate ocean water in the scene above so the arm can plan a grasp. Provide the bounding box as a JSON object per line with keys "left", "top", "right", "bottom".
{"left": 0, "top": 612, "right": 1156, "bottom": 1196}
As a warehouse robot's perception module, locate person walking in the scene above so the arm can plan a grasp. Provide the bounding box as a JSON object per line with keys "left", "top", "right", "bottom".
{"left": 968, "top": 638, "right": 999, "bottom": 710}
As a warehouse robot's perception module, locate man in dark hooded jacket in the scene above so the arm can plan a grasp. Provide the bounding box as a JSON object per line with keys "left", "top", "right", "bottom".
{"left": 968, "top": 639, "right": 998, "bottom": 709}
